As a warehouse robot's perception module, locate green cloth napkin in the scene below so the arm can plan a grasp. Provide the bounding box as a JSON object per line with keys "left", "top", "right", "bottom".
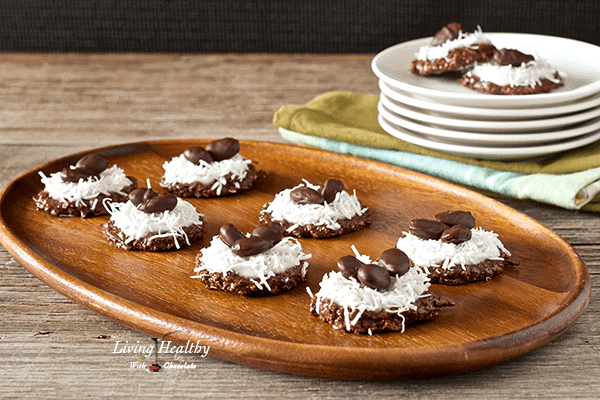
{"left": 274, "top": 91, "right": 600, "bottom": 211}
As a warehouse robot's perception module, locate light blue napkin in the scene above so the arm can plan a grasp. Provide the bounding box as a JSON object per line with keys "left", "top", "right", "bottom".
{"left": 280, "top": 128, "right": 600, "bottom": 211}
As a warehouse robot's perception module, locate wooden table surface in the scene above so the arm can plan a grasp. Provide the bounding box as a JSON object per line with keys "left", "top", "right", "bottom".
{"left": 1, "top": 53, "right": 598, "bottom": 399}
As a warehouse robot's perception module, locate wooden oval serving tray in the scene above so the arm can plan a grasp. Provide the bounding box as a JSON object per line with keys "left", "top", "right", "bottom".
{"left": 0, "top": 140, "right": 590, "bottom": 380}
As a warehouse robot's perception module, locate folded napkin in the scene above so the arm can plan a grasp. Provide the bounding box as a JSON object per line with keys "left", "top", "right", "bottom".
{"left": 274, "top": 92, "right": 600, "bottom": 211}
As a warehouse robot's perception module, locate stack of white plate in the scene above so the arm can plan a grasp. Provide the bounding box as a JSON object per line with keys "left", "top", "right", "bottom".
{"left": 371, "top": 33, "right": 600, "bottom": 160}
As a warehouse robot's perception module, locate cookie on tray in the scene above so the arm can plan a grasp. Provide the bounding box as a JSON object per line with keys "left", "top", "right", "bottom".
{"left": 102, "top": 187, "right": 203, "bottom": 251}
{"left": 259, "top": 179, "right": 371, "bottom": 238}
{"left": 309, "top": 246, "right": 452, "bottom": 335}
{"left": 458, "top": 48, "right": 565, "bottom": 95}
{"left": 34, "top": 153, "right": 138, "bottom": 218}
{"left": 160, "top": 138, "right": 264, "bottom": 197}
{"left": 193, "top": 222, "right": 311, "bottom": 295}
{"left": 410, "top": 22, "right": 496, "bottom": 76}
{"left": 396, "top": 211, "right": 518, "bottom": 285}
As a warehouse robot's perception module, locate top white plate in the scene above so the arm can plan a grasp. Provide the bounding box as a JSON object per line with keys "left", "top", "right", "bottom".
{"left": 372, "top": 33, "right": 600, "bottom": 108}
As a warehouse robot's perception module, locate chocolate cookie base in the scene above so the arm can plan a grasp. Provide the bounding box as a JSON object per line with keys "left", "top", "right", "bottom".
{"left": 102, "top": 219, "right": 203, "bottom": 251}
{"left": 33, "top": 177, "right": 138, "bottom": 218}
{"left": 425, "top": 254, "right": 518, "bottom": 285}
{"left": 311, "top": 295, "right": 452, "bottom": 335}
{"left": 161, "top": 164, "right": 265, "bottom": 198}
{"left": 259, "top": 208, "right": 371, "bottom": 239}
{"left": 410, "top": 44, "right": 496, "bottom": 76}
{"left": 195, "top": 257, "right": 306, "bottom": 295}
{"left": 458, "top": 73, "right": 564, "bottom": 95}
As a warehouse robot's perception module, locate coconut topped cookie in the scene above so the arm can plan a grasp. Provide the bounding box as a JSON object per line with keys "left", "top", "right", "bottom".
{"left": 396, "top": 211, "right": 517, "bottom": 285}
{"left": 193, "top": 222, "right": 311, "bottom": 295}
{"left": 160, "top": 137, "right": 264, "bottom": 197}
{"left": 411, "top": 22, "right": 496, "bottom": 76}
{"left": 259, "top": 179, "right": 371, "bottom": 238}
{"left": 34, "top": 153, "right": 138, "bottom": 218}
{"left": 309, "top": 246, "right": 450, "bottom": 335}
{"left": 102, "top": 186, "right": 203, "bottom": 251}
{"left": 458, "top": 48, "right": 565, "bottom": 94}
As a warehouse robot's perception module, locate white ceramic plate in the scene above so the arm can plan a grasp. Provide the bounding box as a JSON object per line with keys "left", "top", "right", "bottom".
{"left": 378, "top": 114, "right": 600, "bottom": 160}
{"left": 377, "top": 102, "right": 600, "bottom": 146}
{"left": 379, "top": 80, "right": 600, "bottom": 120}
{"left": 372, "top": 33, "right": 600, "bottom": 108}
{"left": 379, "top": 92, "right": 600, "bottom": 133}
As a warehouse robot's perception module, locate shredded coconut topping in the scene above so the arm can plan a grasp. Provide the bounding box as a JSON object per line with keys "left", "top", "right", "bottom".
{"left": 160, "top": 154, "right": 251, "bottom": 195}
{"left": 465, "top": 58, "right": 564, "bottom": 88}
{"left": 396, "top": 227, "right": 510, "bottom": 270}
{"left": 416, "top": 26, "right": 492, "bottom": 61}
{"left": 104, "top": 198, "right": 203, "bottom": 248}
{"left": 310, "top": 247, "right": 431, "bottom": 333}
{"left": 192, "top": 235, "right": 311, "bottom": 291}
{"left": 262, "top": 180, "right": 368, "bottom": 230}
{"left": 39, "top": 165, "right": 133, "bottom": 205}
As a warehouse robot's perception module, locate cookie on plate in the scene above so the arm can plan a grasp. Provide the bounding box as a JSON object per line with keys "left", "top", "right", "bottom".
{"left": 102, "top": 187, "right": 203, "bottom": 251}
{"left": 259, "top": 179, "right": 371, "bottom": 238}
{"left": 410, "top": 22, "right": 496, "bottom": 76}
{"left": 193, "top": 222, "right": 311, "bottom": 295}
{"left": 34, "top": 153, "right": 138, "bottom": 218}
{"left": 309, "top": 246, "right": 451, "bottom": 335}
{"left": 160, "top": 138, "right": 264, "bottom": 197}
{"left": 396, "top": 211, "right": 517, "bottom": 285}
{"left": 458, "top": 48, "right": 565, "bottom": 95}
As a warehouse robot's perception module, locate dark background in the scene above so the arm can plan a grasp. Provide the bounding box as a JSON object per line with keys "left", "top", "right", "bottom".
{"left": 1, "top": 1, "right": 598, "bottom": 53}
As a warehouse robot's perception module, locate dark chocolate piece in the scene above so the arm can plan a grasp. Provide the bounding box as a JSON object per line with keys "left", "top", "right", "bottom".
{"left": 206, "top": 137, "right": 239, "bottom": 161}
{"left": 378, "top": 248, "right": 410, "bottom": 277}
{"left": 183, "top": 146, "right": 213, "bottom": 165}
{"left": 431, "top": 22, "right": 462, "bottom": 46}
{"left": 357, "top": 263, "right": 391, "bottom": 290}
{"left": 231, "top": 237, "right": 272, "bottom": 257}
{"left": 219, "top": 224, "right": 246, "bottom": 247}
{"left": 337, "top": 255, "right": 364, "bottom": 279}
{"left": 290, "top": 186, "right": 324, "bottom": 205}
{"left": 320, "top": 179, "right": 344, "bottom": 203}
{"left": 440, "top": 224, "right": 472, "bottom": 244}
{"left": 434, "top": 210, "right": 475, "bottom": 228}
{"left": 60, "top": 167, "right": 99, "bottom": 183}
{"left": 251, "top": 223, "right": 284, "bottom": 245}
{"left": 409, "top": 219, "right": 448, "bottom": 240}
{"left": 76, "top": 153, "right": 109, "bottom": 173}
{"left": 129, "top": 188, "right": 158, "bottom": 206}
{"left": 494, "top": 48, "right": 534, "bottom": 66}
{"left": 138, "top": 193, "right": 178, "bottom": 214}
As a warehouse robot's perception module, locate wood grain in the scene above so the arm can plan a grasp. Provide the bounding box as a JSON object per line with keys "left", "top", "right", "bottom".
{"left": 0, "top": 54, "right": 599, "bottom": 397}
{"left": 0, "top": 139, "right": 589, "bottom": 380}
